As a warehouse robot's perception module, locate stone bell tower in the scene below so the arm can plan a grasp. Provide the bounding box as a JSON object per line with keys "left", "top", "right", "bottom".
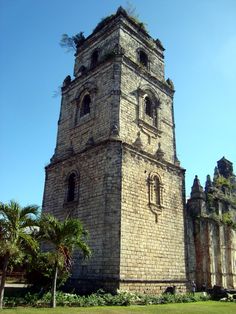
{"left": 43, "top": 7, "right": 187, "bottom": 293}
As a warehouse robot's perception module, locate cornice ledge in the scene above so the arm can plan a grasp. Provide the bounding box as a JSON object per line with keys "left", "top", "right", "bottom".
{"left": 122, "top": 142, "right": 185, "bottom": 174}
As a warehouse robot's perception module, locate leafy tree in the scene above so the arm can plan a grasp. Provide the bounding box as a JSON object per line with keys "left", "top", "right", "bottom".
{"left": 0, "top": 201, "right": 39, "bottom": 309}
{"left": 38, "top": 214, "right": 91, "bottom": 308}
{"left": 25, "top": 252, "right": 70, "bottom": 293}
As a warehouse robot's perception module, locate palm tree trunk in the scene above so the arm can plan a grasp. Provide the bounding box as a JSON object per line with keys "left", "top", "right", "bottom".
{"left": 0, "top": 253, "right": 10, "bottom": 309}
{"left": 51, "top": 263, "right": 58, "bottom": 308}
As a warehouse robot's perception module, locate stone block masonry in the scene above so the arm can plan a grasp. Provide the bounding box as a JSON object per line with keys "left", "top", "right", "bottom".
{"left": 42, "top": 7, "right": 188, "bottom": 293}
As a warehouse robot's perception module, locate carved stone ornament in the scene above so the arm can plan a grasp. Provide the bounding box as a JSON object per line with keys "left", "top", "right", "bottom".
{"left": 110, "top": 124, "right": 119, "bottom": 137}
{"left": 166, "top": 78, "right": 174, "bottom": 90}
{"left": 156, "top": 143, "right": 165, "bottom": 160}
{"left": 85, "top": 137, "right": 95, "bottom": 147}
{"left": 113, "top": 43, "right": 125, "bottom": 55}
{"left": 133, "top": 132, "right": 143, "bottom": 149}
{"left": 66, "top": 143, "right": 75, "bottom": 156}
{"left": 63, "top": 75, "right": 71, "bottom": 87}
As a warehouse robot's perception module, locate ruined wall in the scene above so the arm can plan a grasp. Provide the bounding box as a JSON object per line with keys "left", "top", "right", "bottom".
{"left": 186, "top": 216, "right": 236, "bottom": 289}
{"left": 187, "top": 162, "right": 236, "bottom": 290}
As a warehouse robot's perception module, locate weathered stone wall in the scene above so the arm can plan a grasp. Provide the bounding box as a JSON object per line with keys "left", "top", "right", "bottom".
{"left": 119, "top": 64, "right": 175, "bottom": 164}
{"left": 185, "top": 215, "right": 196, "bottom": 282}
{"left": 187, "top": 158, "right": 236, "bottom": 290}
{"left": 54, "top": 61, "right": 121, "bottom": 161}
{"left": 43, "top": 141, "right": 122, "bottom": 290}
{"left": 74, "top": 28, "right": 120, "bottom": 77}
{"left": 118, "top": 24, "right": 176, "bottom": 165}
{"left": 119, "top": 145, "right": 187, "bottom": 293}
{"left": 186, "top": 214, "right": 236, "bottom": 289}
{"left": 119, "top": 25, "right": 165, "bottom": 81}
{"left": 43, "top": 7, "right": 188, "bottom": 294}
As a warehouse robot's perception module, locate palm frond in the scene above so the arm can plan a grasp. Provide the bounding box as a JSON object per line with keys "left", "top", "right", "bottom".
{"left": 19, "top": 231, "right": 39, "bottom": 252}
{"left": 20, "top": 205, "right": 40, "bottom": 220}
{"left": 39, "top": 213, "right": 91, "bottom": 269}
{"left": 0, "top": 201, "right": 18, "bottom": 225}
{"left": 75, "top": 239, "right": 91, "bottom": 258}
{"left": 0, "top": 200, "right": 40, "bottom": 259}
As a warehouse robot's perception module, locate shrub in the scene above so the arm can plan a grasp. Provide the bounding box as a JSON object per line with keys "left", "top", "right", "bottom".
{"left": 3, "top": 290, "right": 211, "bottom": 308}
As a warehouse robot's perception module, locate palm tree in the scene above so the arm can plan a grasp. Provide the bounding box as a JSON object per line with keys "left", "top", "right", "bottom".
{"left": 38, "top": 214, "right": 91, "bottom": 308}
{"left": 0, "top": 201, "right": 39, "bottom": 309}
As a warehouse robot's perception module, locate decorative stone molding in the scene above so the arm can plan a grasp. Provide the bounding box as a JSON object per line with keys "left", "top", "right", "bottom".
{"left": 85, "top": 136, "right": 95, "bottom": 147}
{"left": 72, "top": 82, "right": 97, "bottom": 126}
{"left": 166, "top": 78, "right": 174, "bottom": 90}
{"left": 113, "top": 43, "right": 125, "bottom": 55}
{"left": 133, "top": 131, "right": 143, "bottom": 149}
{"left": 63, "top": 75, "right": 71, "bottom": 88}
{"left": 110, "top": 124, "right": 119, "bottom": 138}
{"left": 156, "top": 143, "right": 165, "bottom": 160}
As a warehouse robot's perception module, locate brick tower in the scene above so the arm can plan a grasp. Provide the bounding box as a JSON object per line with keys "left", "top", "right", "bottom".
{"left": 42, "top": 7, "right": 187, "bottom": 293}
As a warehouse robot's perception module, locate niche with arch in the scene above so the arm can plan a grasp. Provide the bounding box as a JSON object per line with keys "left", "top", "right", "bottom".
{"left": 139, "top": 49, "right": 149, "bottom": 68}
{"left": 65, "top": 171, "right": 80, "bottom": 204}
{"left": 137, "top": 87, "right": 161, "bottom": 138}
{"left": 148, "top": 172, "right": 164, "bottom": 221}
{"left": 80, "top": 94, "right": 91, "bottom": 117}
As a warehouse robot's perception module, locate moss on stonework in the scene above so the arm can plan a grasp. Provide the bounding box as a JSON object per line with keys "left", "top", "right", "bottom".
{"left": 206, "top": 193, "right": 215, "bottom": 211}
{"left": 215, "top": 176, "right": 232, "bottom": 189}
{"left": 93, "top": 14, "right": 115, "bottom": 34}
{"left": 221, "top": 212, "right": 236, "bottom": 230}
{"left": 197, "top": 213, "right": 236, "bottom": 230}
{"left": 128, "top": 16, "right": 148, "bottom": 32}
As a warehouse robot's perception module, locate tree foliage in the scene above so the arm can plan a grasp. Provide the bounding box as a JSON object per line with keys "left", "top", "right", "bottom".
{"left": 0, "top": 202, "right": 91, "bottom": 309}
{"left": 60, "top": 32, "right": 85, "bottom": 52}
{"left": 0, "top": 201, "right": 39, "bottom": 309}
{"left": 25, "top": 252, "right": 69, "bottom": 291}
{"left": 37, "top": 214, "right": 91, "bottom": 308}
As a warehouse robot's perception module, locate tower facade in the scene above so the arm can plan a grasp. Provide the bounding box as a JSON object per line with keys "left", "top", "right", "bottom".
{"left": 43, "top": 7, "right": 187, "bottom": 293}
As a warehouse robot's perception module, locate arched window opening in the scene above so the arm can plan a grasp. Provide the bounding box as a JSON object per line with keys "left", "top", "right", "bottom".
{"left": 91, "top": 50, "right": 99, "bottom": 68}
{"left": 79, "top": 65, "right": 86, "bottom": 75}
{"left": 153, "top": 176, "right": 161, "bottom": 206}
{"left": 67, "top": 173, "right": 76, "bottom": 202}
{"left": 139, "top": 50, "right": 148, "bottom": 67}
{"left": 80, "top": 94, "right": 91, "bottom": 117}
{"left": 145, "top": 96, "right": 153, "bottom": 117}
{"left": 148, "top": 172, "right": 164, "bottom": 222}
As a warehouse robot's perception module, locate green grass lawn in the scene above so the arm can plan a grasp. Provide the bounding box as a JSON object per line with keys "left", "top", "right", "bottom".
{"left": 1, "top": 302, "right": 235, "bottom": 314}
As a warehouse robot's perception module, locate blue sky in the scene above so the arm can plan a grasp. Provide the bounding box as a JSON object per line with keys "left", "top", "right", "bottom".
{"left": 1, "top": 0, "right": 236, "bottom": 207}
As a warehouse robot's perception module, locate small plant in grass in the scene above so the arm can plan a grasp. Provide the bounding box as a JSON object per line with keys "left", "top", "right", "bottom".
{"left": 3, "top": 290, "right": 211, "bottom": 308}
{"left": 219, "top": 293, "right": 236, "bottom": 302}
